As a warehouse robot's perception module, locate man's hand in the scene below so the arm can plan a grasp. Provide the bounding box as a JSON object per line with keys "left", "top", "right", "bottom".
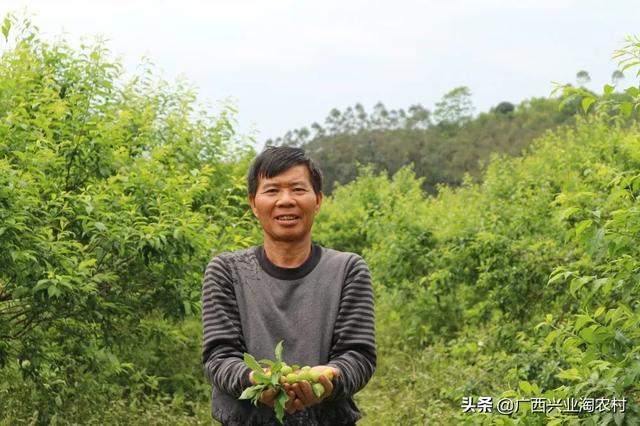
{"left": 287, "top": 366, "right": 340, "bottom": 408}
{"left": 249, "top": 369, "right": 306, "bottom": 415}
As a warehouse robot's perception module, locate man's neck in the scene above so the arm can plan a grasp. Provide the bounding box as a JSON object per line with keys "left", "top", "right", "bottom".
{"left": 263, "top": 237, "right": 312, "bottom": 268}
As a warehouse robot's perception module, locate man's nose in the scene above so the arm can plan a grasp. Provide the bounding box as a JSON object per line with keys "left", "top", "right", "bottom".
{"left": 276, "top": 189, "right": 295, "bottom": 206}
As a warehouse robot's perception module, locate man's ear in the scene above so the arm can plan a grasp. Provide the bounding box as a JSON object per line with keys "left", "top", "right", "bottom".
{"left": 315, "top": 191, "right": 323, "bottom": 213}
{"left": 248, "top": 196, "right": 258, "bottom": 216}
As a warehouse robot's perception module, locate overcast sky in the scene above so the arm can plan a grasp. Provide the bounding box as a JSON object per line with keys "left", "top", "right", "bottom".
{"left": 2, "top": 1, "right": 639, "bottom": 148}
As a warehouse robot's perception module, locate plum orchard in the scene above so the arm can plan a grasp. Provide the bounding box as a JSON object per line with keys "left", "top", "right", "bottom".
{"left": 239, "top": 341, "right": 335, "bottom": 424}
{"left": 0, "top": 14, "right": 259, "bottom": 424}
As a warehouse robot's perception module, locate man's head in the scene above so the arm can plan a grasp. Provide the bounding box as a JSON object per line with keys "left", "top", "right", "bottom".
{"left": 247, "top": 147, "right": 323, "bottom": 243}
{"left": 247, "top": 146, "right": 323, "bottom": 197}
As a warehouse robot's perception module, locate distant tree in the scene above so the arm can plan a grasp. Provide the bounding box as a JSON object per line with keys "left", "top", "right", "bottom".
{"left": 611, "top": 69, "right": 625, "bottom": 85}
{"left": 266, "top": 102, "right": 432, "bottom": 147}
{"left": 406, "top": 104, "right": 432, "bottom": 129}
{"left": 433, "top": 86, "right": 474, "bottom": 126}
{"left": 576, "top": 70, "right": 591, "bottom": 87}
{"left": 495, "top": 101, "right": 515, "bottom": 115}
{"left": 267, "top": 93, "right": 577, "bottom": 195}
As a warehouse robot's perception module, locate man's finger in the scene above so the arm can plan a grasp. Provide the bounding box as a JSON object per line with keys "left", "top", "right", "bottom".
{"left": 285, "top": 395, "right": 305, "bottom": 414}
{"left": 293, "top": 397, "right": 305, "bottom": 411}
{"left": 331, "top": 367, "right": 340, "bottom": 378}
{"left": 299, "top": 380, "right": 318, "bottom": 404}
{"left": 285, "top": 398, "right": 296, "bottom": 415}
{"left": 291, "top": 383, "right": 310, "bottom": 406}
{"left": 260, "top": 387, "right": 277, "bottom": 406}
{"left": 318, "top": 374, "right": 333, "bottom": 397}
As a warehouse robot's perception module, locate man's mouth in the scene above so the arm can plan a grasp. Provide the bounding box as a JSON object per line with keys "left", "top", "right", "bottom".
{"left": 275, "top": 215, "right": 300, "bottom": 223}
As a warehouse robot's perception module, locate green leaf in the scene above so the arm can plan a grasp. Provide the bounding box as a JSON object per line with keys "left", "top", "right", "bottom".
{"left": 548, "top": 271, "right": 572, "bottom": 285}
{"left": 582, "top": 345, "right": 597, "bottom": 366}
{"left": 1, "top": 17, "right": 10, "bottom": 41}
{"left": 274, "top": 391, "right": 288, "bottom": 424}
{"left": 579, "top": 327, "right": 595, "bottom": 344}
{"left": 575, "top": 314, "right": 593, "bottom": 331}
{"left": 271, "top": 371, "right": 280, "bottom": 386}
{"left": 559, "top": 206, "right": 580, "bottom": 221}
{"left": 581, "top": 97, "right": 596, "bottom": 113}
{"left": 624, "top": 86, "right": 639, "bottom": 97}
{"left": 518, "top": 381, "right": 532, "bottom": 394}
{"left": 545, "top": 329, "right": 559, "bottom": 346}
{"left": 48, "top": 285, "right": 62, "bottom": 298}
{"left": 243, "top": 353, "right": 263, "bottom": 373}
{"left": 253, "top": 372, "right": 272, "bottom": 385}
{"left": 239, "top": 386, "right": 260, "bottom": 400}
{"left": 271, "top": 361, "right": 282, "bottom": 374}
{"left": 78, "top": 258, "right": 96, "bottom": 271}
{"left": 591, "top": 278, "right": 608, "bottom": 294}
{"left": 258, "top": 359, "right": 275, "bottom": 367}
{"left": 557, "top": 96, "right": 571, "bottom": 112}
{"left": 534, "top": 321, "right": 547, "bottom": 331}
{"left": 620, "top": 102, "right": 633, "bottom": 116}
{"left": 255, "top": 384, "right": 268, "bottom": 403}
{"left": 574, "top": 219, "right": 593, "bottom": 239}
{"left": 569, "top": 278, "right": 588, "bottom": 297}
{"left": 562, "top": 337, "right": 581, "bottom": 353}
{"left": 556, "top": 368, "right": 582, "bottom": 381}
{"left": 603, "top": 84, "right": 614, "bottom": 95}
{"left": 183, "top": 300, "right": 192, "bottom": 316}
{"left": 274, "top": 340, "right": 284, "bottom": 362}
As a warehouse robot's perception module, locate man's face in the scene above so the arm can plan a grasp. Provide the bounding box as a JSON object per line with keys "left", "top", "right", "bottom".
{"left": 249, "top": 164, "right": 323, "bottom": 244}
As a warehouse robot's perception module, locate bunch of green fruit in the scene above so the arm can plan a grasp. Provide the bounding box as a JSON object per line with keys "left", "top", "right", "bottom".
{"left": 239, "top": 341, "right": 334, "bottom": 424}
{"left": 280, "top": 364, "right": 333, "bottom": 398}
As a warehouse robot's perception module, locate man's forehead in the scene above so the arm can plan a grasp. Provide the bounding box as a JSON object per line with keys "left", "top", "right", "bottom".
{"left": 258, "top": 165, "right": 312, "bottom": 186}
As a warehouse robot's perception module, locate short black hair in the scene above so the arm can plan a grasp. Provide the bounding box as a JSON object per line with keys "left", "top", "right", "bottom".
{"left": 247, "top": 146, "right": 323, "bottom": 197}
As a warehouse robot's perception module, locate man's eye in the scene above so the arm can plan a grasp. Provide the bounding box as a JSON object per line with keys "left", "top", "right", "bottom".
{"left": 293, "top": 188, "right": 306, "bottom": 192}
{"left": 264, "top": 189, "right": 278, "bottom": 194}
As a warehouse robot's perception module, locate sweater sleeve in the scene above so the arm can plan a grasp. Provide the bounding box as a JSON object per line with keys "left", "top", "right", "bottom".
{"left": 202, "top": 255, "right": 252, "bottom": 398}
{"left": 326, "top": 255, "right": 377, "bottom": 400}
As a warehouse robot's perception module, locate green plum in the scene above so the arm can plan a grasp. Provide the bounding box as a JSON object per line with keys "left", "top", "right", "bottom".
{"left": 312, "top": 383, "right": 325, "bottom": 398}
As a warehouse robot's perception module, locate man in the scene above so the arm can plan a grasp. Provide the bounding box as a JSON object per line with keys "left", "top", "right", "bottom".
{"left": 202, "top": 146, "right": 376, "bottom": 425}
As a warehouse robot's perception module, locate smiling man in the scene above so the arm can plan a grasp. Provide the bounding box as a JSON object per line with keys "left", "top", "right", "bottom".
{"left": 202, "top": 146, "right": 376, "bottom": 425}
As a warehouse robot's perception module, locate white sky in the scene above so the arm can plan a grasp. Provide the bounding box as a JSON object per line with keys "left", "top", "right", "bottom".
{"left": 2, "top": 1, "right": 639, "bottom": 148}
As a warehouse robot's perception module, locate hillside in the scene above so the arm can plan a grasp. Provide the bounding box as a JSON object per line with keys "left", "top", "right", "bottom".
{"left": 268, "top": 93, "right": 577, "bottom": 194}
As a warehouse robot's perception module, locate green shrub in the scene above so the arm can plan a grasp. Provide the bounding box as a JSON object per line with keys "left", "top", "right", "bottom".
{"left": 0, "top": 15, "right": 258, "bottom": 424}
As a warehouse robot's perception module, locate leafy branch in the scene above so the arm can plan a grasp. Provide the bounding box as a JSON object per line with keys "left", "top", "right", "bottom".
{"left": 239, "top": 340, "right": 289, "bottom": 423}
{"left": 553, "top": 35, "right": 640, "bottom": 118}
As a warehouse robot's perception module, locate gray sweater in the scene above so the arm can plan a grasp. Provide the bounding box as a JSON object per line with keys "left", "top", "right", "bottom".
{"left": 202, "top": 244, "right": 376, "bottom": 425}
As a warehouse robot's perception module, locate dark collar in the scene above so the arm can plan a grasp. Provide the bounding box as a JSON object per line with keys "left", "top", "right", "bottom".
{"left": 255, "top": 243, "right": 322, "bottom": 280}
